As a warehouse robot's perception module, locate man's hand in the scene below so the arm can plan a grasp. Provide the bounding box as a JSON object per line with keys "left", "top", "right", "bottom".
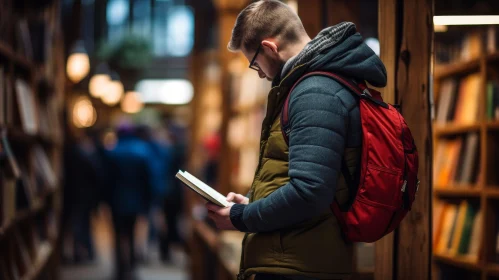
{"left": 226, "top": 192, "right": 249, "bottom": 205}
{"left": 206, "top": 202, "right": 236, "bottom": 230}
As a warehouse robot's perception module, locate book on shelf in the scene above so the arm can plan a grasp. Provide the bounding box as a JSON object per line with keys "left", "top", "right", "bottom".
{"left": 0, "top": 66, "right": 5, "bottom": 125}
{"left": 15, "top": 19, "right": 33, "bottom": 61}
{"left": 487, "top": 81, "right": 499, "bottom": 120}
{"left": 454, "top": 133, "right": 480, "bottom": 185}
{"left": 175, "top": 170, "right": 229, "bottom": 207}
{"left": 1, "top": 131, "right": 21, "bottom": 179}
{"left": 494, "top": 212, "right": 499, "bottom": 263}
{"left": 433, "top": 200, "right": 482, "bottom": 261}
{"left": 15, "top": 79, "right": 39, "bottom": 135}
{"left": 13, "top": 231, "right": 32, "bottom": 277}
{"left": 5, "top": 70, "right": 14, "bottom": 126}
{"left": 487, "top": 26, "right": 499, "bottom": 54}
{"left": 16, "top": 162, "right": 35, "bottom": 210}
{"left": 433, "top": 138, "right": 463, "bottom": 187}
{"left": 1, "top": 172, "right": 17, "bottom": 228}
{"left": 461, "top": 32, "right": 483, "bottom": 62}
{"left": 433, "top": 133, "right": 479, "bottom": 187}
{"left": 435, "top": 79, "right": 458, "bottom": 124}
{"left": 33, "top": 145, "right": 57, "bottom": 190}
{"left": 453, "top": 74, "right": 481, "bottom": 124}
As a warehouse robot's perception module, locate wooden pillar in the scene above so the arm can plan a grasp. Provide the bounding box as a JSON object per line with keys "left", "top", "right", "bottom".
{"left": 213, "top": 0, "right": 248, "bottom": 196}
{"left": 395, "top": 0, "right": 433, "bottom": 279}
{"left": 375, "top": 1, "right": 397, "bottom": 279}
{"left": 376, "top": 0, "right": 433, "bottom": 279}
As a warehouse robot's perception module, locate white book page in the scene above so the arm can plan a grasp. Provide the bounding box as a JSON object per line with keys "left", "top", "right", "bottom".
{"left": 181, "top": 171, "right": 229, "bottom": 207}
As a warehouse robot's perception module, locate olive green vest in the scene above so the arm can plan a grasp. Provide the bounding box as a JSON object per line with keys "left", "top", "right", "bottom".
{"left": 237, "top": 67, "right": 360, "bottom": 280}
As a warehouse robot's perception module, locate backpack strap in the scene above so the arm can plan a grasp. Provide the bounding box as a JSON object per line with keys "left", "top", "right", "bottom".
{"left": 280, "top": 71, "right": 387, "bottom": 146}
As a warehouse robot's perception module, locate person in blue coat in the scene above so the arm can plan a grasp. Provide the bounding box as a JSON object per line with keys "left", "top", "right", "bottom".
{"left": 107, "top": 125, "right": 154, "bottom": 280}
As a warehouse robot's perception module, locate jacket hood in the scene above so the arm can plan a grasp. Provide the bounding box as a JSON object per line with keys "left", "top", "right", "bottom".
{"left": 281, "top": 22, "right": 387, "bottom": 88}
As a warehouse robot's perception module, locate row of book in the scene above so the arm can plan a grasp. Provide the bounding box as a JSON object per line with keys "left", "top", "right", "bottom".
{"left": 433, "top": 200, "right": 482, "bottom": 262}
{"left": 435, "top": 74, "right": 481, "bottom": 125}
{"left": 435, "top": 27, "right": 499, "bottom": 65}
{"left": 433, "top": 133, "right": 480, "bottom": 187}
{"left": 487, "top": 81, "right": 499, "bottom": 120}
{"left": 0, "top": 66, "right": 62, "bottom": 139}
{"left": 1, "top": 133, "right": 57, "bottom": 227}
{"left": 0, "top": 211, "right": 58, "bottom": 280}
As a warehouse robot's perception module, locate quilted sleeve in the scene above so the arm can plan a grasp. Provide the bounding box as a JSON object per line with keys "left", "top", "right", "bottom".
{"left": 232, "top": 76, "right": 351, "bottom": 233}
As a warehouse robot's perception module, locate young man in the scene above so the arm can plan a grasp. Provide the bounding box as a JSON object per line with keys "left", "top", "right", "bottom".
{"left": 206, "top": 1, "right": 387, "bottom": 279}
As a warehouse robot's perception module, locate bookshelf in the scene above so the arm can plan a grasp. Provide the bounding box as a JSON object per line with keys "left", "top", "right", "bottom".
{"left": 0, "top": 0, "right": 64, "bottom": 279}
{"left": 432, "top": 26, "right": 499, "bottom": 280}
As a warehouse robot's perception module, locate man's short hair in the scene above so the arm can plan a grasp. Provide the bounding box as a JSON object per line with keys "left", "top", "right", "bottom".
{"left": 227, "top": 0, "right": 306, "bottom": 53}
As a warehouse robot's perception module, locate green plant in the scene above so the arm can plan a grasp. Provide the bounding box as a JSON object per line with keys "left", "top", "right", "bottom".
{"left": 96, "top": 34, "right": 153, "bottom": 70}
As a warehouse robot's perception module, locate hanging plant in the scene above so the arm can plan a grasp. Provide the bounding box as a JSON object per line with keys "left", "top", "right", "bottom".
{"left": 96, "top": 34, "right": 153, "bottom": 71}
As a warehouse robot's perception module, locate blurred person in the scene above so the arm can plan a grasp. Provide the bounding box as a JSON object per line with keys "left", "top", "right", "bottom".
{"left": 108, "top": 125, "right": 154, "bottom": 280}
{"left": 160, "top": 122, "right": 187, "bottom": 263}
{"left": 206, "top": 1, "right": 388, "bottom": 280}
{"left": 62, "top": 130, "right": 101, "bottom": 264}
{"left": 136, "top": 125, "right": 173, "bottom": 261}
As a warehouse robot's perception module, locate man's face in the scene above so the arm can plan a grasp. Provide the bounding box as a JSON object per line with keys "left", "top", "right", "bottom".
{"left": 242, "top": 42, "right": 282, "bottom": 81}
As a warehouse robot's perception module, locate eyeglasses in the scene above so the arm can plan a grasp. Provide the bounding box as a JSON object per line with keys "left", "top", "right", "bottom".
{"left": 249, "top": 44, "right": 261, "bottom": 71}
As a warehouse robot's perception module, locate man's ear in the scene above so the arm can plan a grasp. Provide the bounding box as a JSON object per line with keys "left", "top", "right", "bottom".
{"left": 262, "top": 40, "right": 279, "bottom": 53}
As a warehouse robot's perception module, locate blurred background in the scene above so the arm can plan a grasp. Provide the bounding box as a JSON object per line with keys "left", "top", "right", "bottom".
{"left": 0, "top": 0, "right": 498, "bottom": 279}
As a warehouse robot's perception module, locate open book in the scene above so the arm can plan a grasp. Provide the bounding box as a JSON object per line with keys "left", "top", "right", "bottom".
{"left": 175, "top": 170, "right": 229, "bottom": 207}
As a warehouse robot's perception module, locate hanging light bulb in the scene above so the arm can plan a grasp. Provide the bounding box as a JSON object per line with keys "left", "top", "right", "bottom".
{"left": 89, "top": 63, "right": 111, "bottom": 98}
{"left": 66, "top": 40, "right": 90, "bottom": 83}
{"left": 101, "top": 71, "right": 124, "bottom": 106}
{"left": 72, "top": 96, "right": 97, "bottom": 128}
{"left": 121, "top": 91, "right": 144, "bottom": 114}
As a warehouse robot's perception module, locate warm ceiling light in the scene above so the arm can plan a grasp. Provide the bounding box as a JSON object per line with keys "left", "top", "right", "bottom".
{"left": 121, "top": 91, "right": 144, "bottom": 114}
{"left": 89, "top": 63, "right": 111, "bottom": 98}
{"left": 434, "top": 16, "right": 499, "bottom": 26}
{"left": 73, "top": 96, "right": 97, "bottom": 128}
{"left": 66, "top": 41, "right": 90, "bottom": 83}
{"left": 101, "top": 72, "right": 124, "bottom": 106}
{"left": 89, "top": 74, "right": 111, "bottom": 98}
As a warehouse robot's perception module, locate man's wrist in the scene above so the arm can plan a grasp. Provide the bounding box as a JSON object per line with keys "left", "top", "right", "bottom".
{"left": 229, "top": 204, "right": 250, "bottom": 232}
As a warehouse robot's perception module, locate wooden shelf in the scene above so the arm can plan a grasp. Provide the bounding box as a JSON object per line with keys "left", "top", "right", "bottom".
{"left": 434, "top": 187, "right": 481, "bottom": 197}
{"left": 434, "top": 59, "right": 480, "bottom": 80}
{"left": 6, "top": 127, "right": 60, "bottom": 147}
{"left": 0, "top": 41, "right": 35, "bottom": 71}
{"left": 192, "top": 220, "right": 219, "bottom": 252}
{"left": 487, "top": 51, "right": 499, "bottom": 63}
{"left": 433, "top": 123, "right": 481, "bottom": 136}
{"left": 487, "top": 121, "right": 499, "bottom": 130}
{"left": 433, "top": 254, "right": 482, "bottom": 271}
{"left": 485, "top": 188, "right": 499, "bottom": 198}
{"left": 0, "top": 187, "right": 58, "bottom": 239}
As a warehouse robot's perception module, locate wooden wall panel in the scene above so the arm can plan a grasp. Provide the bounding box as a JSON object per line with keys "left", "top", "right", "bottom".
{"left": 297, "top": 0, "right": 322, "bottom": 38}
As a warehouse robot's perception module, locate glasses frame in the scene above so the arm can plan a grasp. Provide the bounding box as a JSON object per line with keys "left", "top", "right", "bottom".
{"left": 249, "top": 44, "right": 262, "bottom": 71}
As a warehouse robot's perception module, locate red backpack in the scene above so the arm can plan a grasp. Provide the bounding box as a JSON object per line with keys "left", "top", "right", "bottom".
{"left": 281, "top": 71, "right": 419, "bottom": 243}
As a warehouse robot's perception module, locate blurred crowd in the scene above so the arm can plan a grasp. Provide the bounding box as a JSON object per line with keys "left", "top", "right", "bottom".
{"left": 61, "top": 118, "right": 187, "bottom": 280}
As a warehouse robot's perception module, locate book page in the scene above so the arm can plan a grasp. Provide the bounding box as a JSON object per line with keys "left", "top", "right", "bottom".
{"left": 177, "top": 170, "right": 229, "bottom": 207}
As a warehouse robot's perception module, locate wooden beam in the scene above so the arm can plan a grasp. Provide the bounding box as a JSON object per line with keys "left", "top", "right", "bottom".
{"left": 374, "top": 1, "right": 397, "bottom": 279}
{"left": 297, "top": 0, "right": 322, "bottom": 38}
{"left": 395, "top": 0, "right": 433, "bottom": 280}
